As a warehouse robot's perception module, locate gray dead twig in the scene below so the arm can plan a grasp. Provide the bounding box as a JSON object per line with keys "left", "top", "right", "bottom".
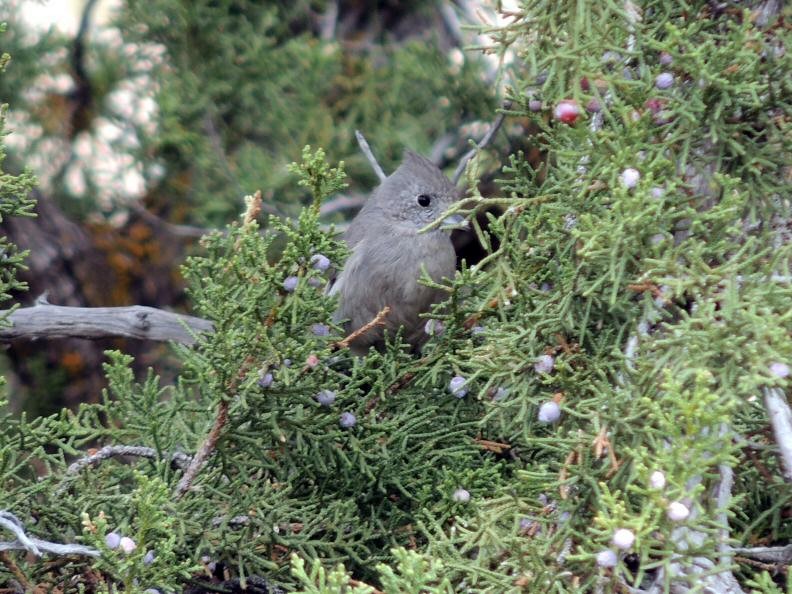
{"left": 355, "top": 130, "right": 387, "bottom": 182}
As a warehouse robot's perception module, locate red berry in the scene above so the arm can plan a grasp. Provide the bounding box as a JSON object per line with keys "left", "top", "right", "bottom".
{"left": 580, "top": 77, "right": 590, "bottom": 91}
{"left": 644, "top": 98, "right": 667, "bottom": 114}
{"left": 554, "top": 100, "right": 580, "bottom": 124}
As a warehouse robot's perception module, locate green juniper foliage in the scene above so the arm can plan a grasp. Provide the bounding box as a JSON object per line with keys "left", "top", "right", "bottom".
{"left": 0, "top": 24, "right": 35, "bottom": 318}
{"left": 2, "top": 2, "right": 792, "bottom": 593}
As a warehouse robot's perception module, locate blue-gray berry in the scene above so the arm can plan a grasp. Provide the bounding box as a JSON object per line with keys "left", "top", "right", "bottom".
{"left": 534, "top": 354, "right": 555, "bottom": 374}
{"left": 655, "top": 72, "right": 674, "bottom": 89}
{"left": 339, "top": 412, "right": 356, "bottom": 428}
{"left": 452, "top": 488, "right": 470, "bottom": 503}
{"left": 311, "top": 254, "right": 331, "bottom": 271}
{"left": 448, "top": 375, "right": 468, "bottom": 398}
{"left": 596, "top": 549, "right": 618, "bottom": 568}
{"left": 316, "top": 390, "right": 336, "bottom": 406}
{"left": 282, "top": 276, "right": 299, "bottom": 292}
{"left": 105, "top": 532, "right": 121, "bottom": 549}
{"left": 538, "top": 401, "right": 561, "bottom": 423}
{"left": 311, "top": 323, "right": 330, "bottom": 337}
{"left": 257, "top": 372, "right": 273, "bottom": 388}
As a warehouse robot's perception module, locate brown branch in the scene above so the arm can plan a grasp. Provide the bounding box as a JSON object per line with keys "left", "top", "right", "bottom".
{"left": 0, "top": 552, "right": 33, "bottom": 593}
{"left": 0, "top": 303, "right": 214, "bottom": 345}
{"left": 452, "top": 101, "right": 512, "bottom": 186}
{"left": 174, "top": 400, "right": 229, "bottom": 498}
{"left": 474, "top": 437, "right": 511, "bottom": 454}
{"left": 333, "top": 306, "right": 391, "bottom": 351}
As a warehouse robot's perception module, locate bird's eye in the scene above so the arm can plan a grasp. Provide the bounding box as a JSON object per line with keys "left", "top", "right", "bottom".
{"left": 417, "top": 194, "right": 432, "bottom": 207}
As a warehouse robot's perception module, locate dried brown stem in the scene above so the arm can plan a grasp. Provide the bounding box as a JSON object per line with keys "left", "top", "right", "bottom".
{"left": 333, "top": 306, "right": 391, "bottom": 350}
{"left": 0, "top": 552, "right": 32, "bottom": 592}
{"left": 174, "top": 399, "right": 230, "bottom": 498}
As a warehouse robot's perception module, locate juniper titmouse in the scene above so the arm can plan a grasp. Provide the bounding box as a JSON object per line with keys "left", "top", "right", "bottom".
{"left": 330, "top": 150, "right": 464, "bottom": 354}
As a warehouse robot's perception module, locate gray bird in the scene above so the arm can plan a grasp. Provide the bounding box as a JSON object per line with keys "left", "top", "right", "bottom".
{"left": 330, "top": 150, "right": 465, "bottom": 354}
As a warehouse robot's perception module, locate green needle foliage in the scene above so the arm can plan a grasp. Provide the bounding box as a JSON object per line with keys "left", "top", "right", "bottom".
{"left": 2, "top": 2, "right": 792, "bottom": 593}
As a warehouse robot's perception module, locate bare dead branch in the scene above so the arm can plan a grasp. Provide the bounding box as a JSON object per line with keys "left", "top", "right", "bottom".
{"left": 763, "top": 386, "right": 792, "bottom": 482}
{"left": 452, "top": 101, "right": 511, "bottom": 186}
{"left": 0, "top": 511, "right": 98, "bottom": 558}
{"left": 0, "top": 303, "right": 214, "bottom": 345}
{"left": 355, "top": 130, "right": 387, "bottom": 182}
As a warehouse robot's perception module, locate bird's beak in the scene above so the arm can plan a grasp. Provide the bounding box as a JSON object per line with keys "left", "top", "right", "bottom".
{"left": 441, "top": 213, "right": 468, "bottom": 230}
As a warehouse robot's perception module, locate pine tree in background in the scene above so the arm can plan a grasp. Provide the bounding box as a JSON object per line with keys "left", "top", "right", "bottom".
{"left": 1, "top": 2, "right": 791, "bottom": 594}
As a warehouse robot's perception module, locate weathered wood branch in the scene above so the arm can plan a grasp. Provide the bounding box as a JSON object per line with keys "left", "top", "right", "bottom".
{"left": 0, "top": 303, "right": 213, "bottom": 345}
{"left": 763, "top": 386, "right": 792, "bottom": 482}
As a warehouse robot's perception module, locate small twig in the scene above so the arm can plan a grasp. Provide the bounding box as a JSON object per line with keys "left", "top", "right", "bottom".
{"left": 451, "top": 101, "right": 511, "bottom": 185}
{"left": 474, "top": 437, "right": 511, "bottom": 454}
{"left": 333, "top": 306, "right": 391, "bottom": 351}
{"left": 130, "top": 202, "right": 213, "bottom": 239}
{"left": 734, "top": 555, "right": 788, "bottom": 574}
{"left": 732, "top": 544, "right": 792, "bottom": 565}
{"left": 64, "top": 445, "right": 191, "bottom": 477}
{"left": 763, "top": 386, "right": 792, "bottom": 482}
{"left": 174, "top": 400, "right": 230, "bottom": 498}
{"left": 319, "top": 192, "right": 367, "bottom": 216}
{"left": 355, "top": 130, "right": 387, "bottom": 182}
